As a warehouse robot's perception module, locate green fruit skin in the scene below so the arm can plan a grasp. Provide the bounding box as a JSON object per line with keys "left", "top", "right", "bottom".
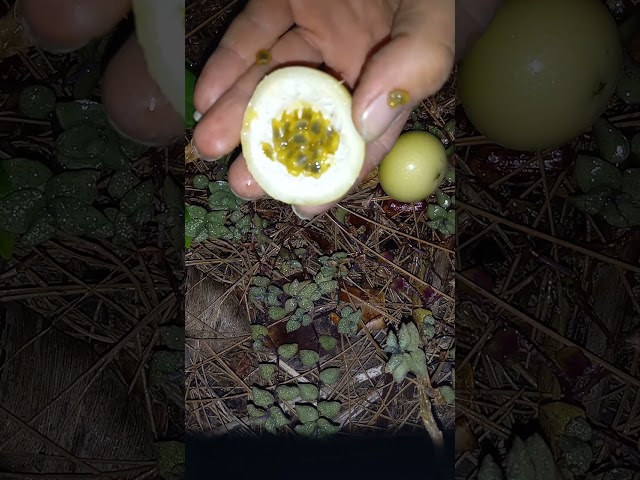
{"left": 378, "top": 131, "right": 447, "bottom": 203}
{"left": 458, "top": 0, "right": 622, "bottom": 152}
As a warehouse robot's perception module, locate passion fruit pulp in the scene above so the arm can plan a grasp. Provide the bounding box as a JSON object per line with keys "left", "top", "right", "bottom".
{"left": 241, "top": 66, "right": 365, "bottom": 206}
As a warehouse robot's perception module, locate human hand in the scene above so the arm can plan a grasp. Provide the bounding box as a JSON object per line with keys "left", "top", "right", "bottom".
{"left": 19, "top": 0, "right": 183, "bottom": 147}
{"left": 192, "top": 0, "right": 454, "bottom": 219}
{"left": 455, "top": 0, "right": 503, "bottom": 60}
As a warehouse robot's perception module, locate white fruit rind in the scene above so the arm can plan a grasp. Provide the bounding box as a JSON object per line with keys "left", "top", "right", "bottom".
{"left": 241, "top": 66, "right": 365, "bottom": 206}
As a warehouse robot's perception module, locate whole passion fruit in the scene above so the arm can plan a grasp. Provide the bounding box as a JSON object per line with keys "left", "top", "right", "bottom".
{"left": 240, "top": 66, "right": 365, "bottom": 206}
{"left": 458, "top": 0, "right": 622, "bottom": 151}
{"left": 378, "top": 131, "right": 447, "bottom": 203}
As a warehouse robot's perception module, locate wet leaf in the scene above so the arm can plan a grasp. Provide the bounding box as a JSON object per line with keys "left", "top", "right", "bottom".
{"left": 504, "top": 436, "right": 536, "bottom": 480}
{"left": 298, "top": 383, "right": 319, "bottom": 401}
{"left": 164, "top": 175, "right": 183, "bottom": 212}
{"left": 55, "top": 100, "right": 107, "bottom": 129}
{"left": 0, "top": 158, "right": 52, "bottom": 192}
{"left": 539, "top": 402, "right": 586, "bottom": 439}
{"left": 0, "top": 230, "right": 16, "bottom": 259}
{"left": 0, "top": 188, "right": 46, "bottom": 233}
{"left": 153, "top": 441, "right": 184, "bottom": 480}
{"left": 299, "top": 349, "right": 319, "bottom": 367}
{"left": 570, "top": 188, "right": 612, "bottom": 215}
{"left": 295, "top": 404, "right": 319, "bottom": 424}
{"left": 317, "top": 401, "right": 341, "bottom": 419}
{"left": 251, "top": 386, "right": 274, "bottom": 407}
{"left": 108, "top": 171, "right": 140, "bottom": 199}
{"left": 120, "top": 180, "right": 155, "bottom": 215}
{"left": 478, "top": 454, "right": 503, "bottom": 480}
{"left": 319, "top": 367, "right": 341, "bottom": 385}
{"left": 277, "top": 343, "right": 298, "bottom": 360}
{"left": 593, "top": 117, "right": 630, "bottom": 164}
{"left": 276, "top": 385, "right": 299, "bottom": 402}
{"left": 56, "top": 124, "right": 103, "bottom": 169}
{"left": 45, "top": 170, "right": 99, "bottom": 203}
{"left": 616, "top": 56, "right": 640, "bottom": 105}
{"left": 19, "top": 85, "right": 56, "bottom": 119}
{"left": 574, "top": 154, "right": 621, "bottom": 193}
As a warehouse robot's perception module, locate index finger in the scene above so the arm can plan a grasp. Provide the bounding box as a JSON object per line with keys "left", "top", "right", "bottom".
{"left": 193, "top": 0, "right": 294, "bottom": 116}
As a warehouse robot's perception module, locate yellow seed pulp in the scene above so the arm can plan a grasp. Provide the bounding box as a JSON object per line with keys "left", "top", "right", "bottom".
{"left": 388, "top": 89, "right": 410, "bottom": 108}
{"left": 261, "top": 106, "right": 339, "bottom": 178}
{"left": 256, "top": 49, "right": 272, "bottom": 65}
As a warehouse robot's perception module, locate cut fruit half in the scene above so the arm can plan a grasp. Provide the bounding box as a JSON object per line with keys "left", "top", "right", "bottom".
{"left": 240, "top": 66, "right": 366, "bottom": 206}
{"left": 132, "top": 0, "right": 184, "bottom": 119}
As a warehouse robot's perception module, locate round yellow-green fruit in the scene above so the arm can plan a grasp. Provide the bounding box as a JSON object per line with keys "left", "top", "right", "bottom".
{"left": 458, "top": 0, "right": 622, "bottom": 152}
{"left": 378, "top": 131, "right": 447, "bottom": 203}
{"left": 241, "top": 66, "right": 365, "bottom": 206}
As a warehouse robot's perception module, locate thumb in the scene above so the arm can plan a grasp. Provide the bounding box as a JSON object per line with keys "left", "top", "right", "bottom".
{"left": 352, "top": 0, "right": 454, "bottom": 143}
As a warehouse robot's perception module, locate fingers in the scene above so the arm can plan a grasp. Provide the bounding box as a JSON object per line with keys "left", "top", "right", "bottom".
{"left": 193, "top": 0, "right": 294, "bottom": 117}
{"left": 291, "top": 112, "right": 407, "bottom": 220}
{"left": 455, "top": 0, "right": 503, "bottom": 60}
{"left": 228, "top": 154, "right": 265, "bottom": 200}
{"left": 352, "top": 0, "right": 454, "bottom": 142}
{"left": 20, "top": 0, "right": 131, "bottom": 53}
{"left": 192, "top": 28, "right": 322, "bottom": 160}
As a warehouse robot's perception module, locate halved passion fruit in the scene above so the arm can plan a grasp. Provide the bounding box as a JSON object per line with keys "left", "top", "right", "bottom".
{"left": 240, "top": 66, "right": 366, "bottom": 206}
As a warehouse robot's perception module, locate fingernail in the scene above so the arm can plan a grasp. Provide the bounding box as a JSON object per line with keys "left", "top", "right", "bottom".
{"left": 291, "top": 205, "right": 313, "bottom": 220}
{"left": 193, "top": 110, "right": 202, "bottom": 122}
{"left": 192, "top": 143, "right": 222, "bottom": 162}
{"left": 360, "top": 93, "right": 412, "bottom": 142}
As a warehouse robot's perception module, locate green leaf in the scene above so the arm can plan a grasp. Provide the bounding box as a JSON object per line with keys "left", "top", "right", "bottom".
{"left": 524, "top": 433, "right": 556, "bottom": 480}
{"left": 299, "top": 350, "right": 320, "bottom": 367}
{"left": 120, "top": 180, "right": 155, "bottom": 215}
{"left": 286, "top": 318, "right": 301, "bottom": 332}
{"left": 185, "top": 68, "right": 197, "bottom": 129}
{"left": 49, "top": 197, "right": 84, "bottom": 234}
{"left": 19, "top": 85, "right": 56, "bottom": 119}
{"left": 163, "top": 175, "right": 183, "bottom": 212}
{"left": 250, "top": 324, "right": 269, "bottom": 340}
{"left": 409, "top": 349, "right": 428, "bottom": 377}
{"left": 0, "top": 158, "right": 52, "bottom": 192}
{"left": 251, "top": 386, "right": 274, "bottom": 408}
{"left": 0, "top": 164, "right": 10, "bottom": 199}
{"left": 298, "top": 383, "right": 319, "bottom": 401}
{"left": 55, "top": 100, "right": 108, "bottom": 129}
{"left": 0, "top": 230, "right": 16, "bottom": 259}
{"left": 570, "top": 188, "right": 612, "bottom": 215}
{"left": 622, "top": 168, "right": 640, "bottom": 198}
{"left": 593, "top": 117, "right": 630, "bottom": 164}
{"left": 149, "top": 350, "right": 183, "bottom": 386}
{"left": 153, "top": 441, "right": 185, "bottom": 480}
{"left": 398, "top": 322, "right": 420, "bottom": 352}
{"left": 438, "top": 385, "right": 455, "bottom": 405}
{"left": 295, "top": 404, "right": 319, "bottom": 424}
{"left": 45, "top": 170, "right": 99, "bottom": 203}
{"left": 258, "top": 363, "right": 277, "bottom": 381}
{"left": 319, "top": 335, "right": 338, "bottom": 351}
{"left": 55, "top": 124, "right": 103, "bottom": 169}
{"left": 108, "top": 171, "right": 140, "bottom": 199}
{"left": 319, "top": 367, "right": 341, "bottom": 385}
{"left": 159, "top": 326, "right": 185, "bottom": 351}
{"left": 478, "top": 455, "right": 503, "bottom": 480}
{"left": 193, "top": 174, "right": 209, "bottom": 189}
{"left": 616, "top": 56, "right": 640, "bottom": 105}
{"left": 574, "top": 154, "right": 621, "bottom": 193}
{"left": 504, "top": 437, "right": 536, "bottom": 480}
{"left": 186, "top": 205, "right": 207, "bottom": 219}
{"left": 317, "top": 417, "right": 341, "bottom": 437}
{"left": 276, "top": 385, "right": 300, "bottom": 402}
{"left": 295, "top": 421, "right": 318, "bottom": 438}
{"left": 317, "top": 401, "right": 341, "bottom": 419}
{"left": 0, "top": 189, "right": 46, "bottom": 233}
{"left": 277, "top": 343, "right": 298, "bottom": 360}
